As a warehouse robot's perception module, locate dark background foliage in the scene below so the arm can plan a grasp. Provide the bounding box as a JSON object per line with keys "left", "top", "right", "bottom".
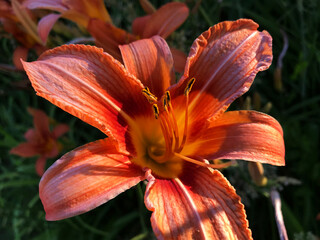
{"left": 0, "top": 0, "right": 319, "bottom": 239}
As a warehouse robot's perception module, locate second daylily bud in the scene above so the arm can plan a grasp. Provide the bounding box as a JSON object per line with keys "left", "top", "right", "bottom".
{"left": 253, "top": 92, "right": 261, "bottom": 110}
{"left": 139, "top": 0, "right": 156, "bottom": 14}
{"left": 274, "top": 67, "right": 283, "bottom": 92}
{"left": 261, "top": 102, "right": 273, "bottom": 113}
{"left": 243, "top": 96, "right": 252, "bottom": 110}
{"left": 248, "top": 162, "right": 268, "bottom": 186}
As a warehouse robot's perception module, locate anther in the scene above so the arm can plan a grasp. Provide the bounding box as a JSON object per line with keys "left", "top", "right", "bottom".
{"left": 163, "top": 96, "right": 168, "bottom": 111}
{"left": 165, "top": 91, "right": 171, "bottom": 102}
{"left": 142, "top": 87, "right": 157, "bottom": 104}
{"left": 184, "top": 78, "right": 195, "bottom": 96}
{"left": 177, "top": 77, "right": 196, "bottom": 153}
{"left": 152, "top": 104, "right": 159, "bottom": 119}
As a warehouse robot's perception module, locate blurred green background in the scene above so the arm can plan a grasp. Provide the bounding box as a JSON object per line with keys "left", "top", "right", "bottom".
{"left": 1, "top": 0, "right": 319, "bottom": 239}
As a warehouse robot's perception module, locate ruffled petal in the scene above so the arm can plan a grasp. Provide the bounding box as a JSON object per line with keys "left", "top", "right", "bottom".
{"left": 171, "top": 19, "right": 272, "bottom": 122}
{"left": 40, "top": 138, "right": 145, "bottom": 220}
{"left": 22, "top": 44, "right": 150, "bottom": 147}
{"left": 184, "top": 110, "right": 285, "bottom": 166}
{"left": 138, "top": 2, "right": 189, "bottom": 39}
{"left": 87, "top": 19, "right": 138, "bottom": 62}
{"left": 37, "top": 13, "right": 61, "bottom": 44}
{"left": 144, "top": 166, "right": 252, "bottom": 239}
{"left": 119, "top": 36, "right": 175, "bottom": 98}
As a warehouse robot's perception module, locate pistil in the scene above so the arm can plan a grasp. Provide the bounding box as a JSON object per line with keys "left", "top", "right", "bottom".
{"left": 174, "top": 153, "right": 234, "bottom": 169}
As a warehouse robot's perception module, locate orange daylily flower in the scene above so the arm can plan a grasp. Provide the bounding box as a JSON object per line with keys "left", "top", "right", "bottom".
{"left": 0, "top": 0, "right": 44, "bottom": 69}
{"left": 10, "top": 108, "right": 69, "bottom": 176}
{"left": 23, "top": 0, "right": 112, "bottom": 43}
{"left": 22, "top": 19, "right": 285, "bottom": 239}
{"left": 87, "top": 2, "right": 189, "bottom": 72}
{"left": 23, "top": 1, "right": 189, "bottom": 72}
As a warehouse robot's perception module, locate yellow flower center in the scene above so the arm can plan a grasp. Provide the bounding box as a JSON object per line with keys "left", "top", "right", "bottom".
{"left": 130, "top": 79, "right": 191, "bottom": 178}
{"left": 129, "top": 78, "right": 232, "bottom": 179}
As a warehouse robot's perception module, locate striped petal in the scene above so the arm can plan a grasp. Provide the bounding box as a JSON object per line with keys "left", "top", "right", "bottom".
{"left": 119, "top": 36, "right": 175, "bottom": 98}
{"left": 40, "top": 138, "right": 145, "bottom": 220}
{"left": 184, "top": 110, "right": 285, "bottom": 166}
{"left": 171, "top": 19, "right": 272, "bottom": 122}
{"left": 23, "top": 44, "right": 150, "bottom": 148}
{"left": 145, "top": 166, "right": 252, "bottom": 239}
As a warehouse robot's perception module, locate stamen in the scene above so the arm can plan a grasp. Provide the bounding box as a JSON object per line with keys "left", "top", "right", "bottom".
{"left": 164, "top": 91, "right": 180, "bottom": 151}
{"left": 160, "top": 117, "right": 173, "bottom": 158}
{"left": 177, "top": 78, "right": 195, "bottom": 152}
{"left": 142, "top": 87, "right": 157, "bottom": 104}
{"left": 174, "top": 153, "right": 234, "bottom": 169}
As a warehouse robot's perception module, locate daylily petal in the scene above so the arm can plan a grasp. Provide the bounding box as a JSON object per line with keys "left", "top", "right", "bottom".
{"left": 132, "top": 15, "right": 150, "bottom": 37}
{"left": 52, "top": 124, "right": 69, "bottom": 139}
{"left": 24, "top": 129, "right": 38, "bottom": 142}
{"left": 138, "top": 2, "right": 189, "bottom": 39}
{"left": 0, "top": 0, "right": 17, "bottom": 21}
{"left": 172, "top": 19, "right": 272, "bottom": 121}
{"left": 119, "top": 36, "right": 175, "bottom": 98}
{"left": 139, "top": 0, "right": 156, "bottom": 14}
{"left": 170, "top": 47, "right": 187, "bottom": 73}
{"left": 40, "top": 138, "right": 145, "bottom": 220}
{"left": 61, "top": 10, "right": 89, "bottom": 28}
{"left": 87, "top": 19, "right": 138, "bottom": 62}
{"left": 35, "top": 155, "right": 47, "bottom": 176}
{"left": 185, "top": 111, "right": 285, "bottom": 166}
{"left": 12, "top": 0, "right": 42, "bottom": 44}
{"left": 23, "top": 0, "right": 68, "bottom": 12}
{"left": 22, "top": 44, "right": 150, "bottom": 147}
{"left": 13, "top": 46, "right": 29, "bottom": 70}
{"left": 38, "top": 13, "right": 61, "bottom": 44}
{"left": 63, "top": 0, "right": 112, "bottom": 23}
{"left": 28, "top": 108, "right": 50, "bottom": 137}
{"left": 145, "top": 166, "right": 252, "bottom": 239}
{"left": 10, "top": 142, "right": 38, "bottom": 157}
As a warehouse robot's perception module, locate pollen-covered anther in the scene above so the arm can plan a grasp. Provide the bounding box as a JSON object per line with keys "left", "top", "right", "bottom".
{"left": 184, "top": 77, "right": 195, "bottom": 96}
{"left": 152, "top": 104, "right": 159, "bottom": 119}
{"left": 142, "top": 87, "right": 157, "bottom": 104}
